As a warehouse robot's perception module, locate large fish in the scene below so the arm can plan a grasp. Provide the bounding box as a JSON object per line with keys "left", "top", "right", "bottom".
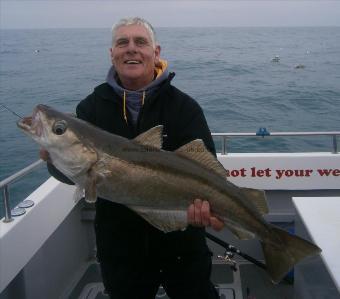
{"left": 18, "top": 104, "right": 321, "bottom": 283}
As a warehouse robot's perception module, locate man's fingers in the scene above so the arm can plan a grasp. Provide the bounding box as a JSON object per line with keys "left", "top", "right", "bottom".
{"left": 201, "top": 200, "right": 211, "bottom": 227}
{"left": 188, "top": 199, "right": 225, "bottom": 231}
{"left": 187, "top": 203, "right": 195, "bottom": 225}
{"left": 194, "top": 199, "right": 202, "bottom": 225}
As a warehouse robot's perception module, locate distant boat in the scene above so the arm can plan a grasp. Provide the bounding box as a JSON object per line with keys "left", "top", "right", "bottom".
{"left": 294, "top": 64, "right": 305, "bottom": 69}
{"left": 271, "top": 55, "right": 280, "bottom": 62}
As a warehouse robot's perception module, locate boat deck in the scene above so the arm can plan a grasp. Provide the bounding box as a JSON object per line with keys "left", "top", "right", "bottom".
{"left": 68, "top": 259, "right": 293, "bottom": 299}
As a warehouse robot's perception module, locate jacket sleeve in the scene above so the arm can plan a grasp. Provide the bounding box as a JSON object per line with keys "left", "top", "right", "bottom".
{"left": 46, "top": 92, "right": 97, "bottom": 184}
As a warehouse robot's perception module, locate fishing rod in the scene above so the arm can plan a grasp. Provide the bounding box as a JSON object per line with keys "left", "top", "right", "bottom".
{"left": 205, "top": 232, "right": 294, "bottom": 284}
{"left": 0, "top": 103, "right": 24, "bottom": 119}
{"left": 205, "top": 231, "right": 266, "bottom": 270}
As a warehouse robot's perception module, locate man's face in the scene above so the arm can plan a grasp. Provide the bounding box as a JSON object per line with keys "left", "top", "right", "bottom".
{"left": 110, "top": 24, "right": 161, "bottom": 90}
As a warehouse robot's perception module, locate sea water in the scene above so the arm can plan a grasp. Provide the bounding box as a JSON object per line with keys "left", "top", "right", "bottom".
{"left": 1, "top": 27, "right": 340, "bottom": 217}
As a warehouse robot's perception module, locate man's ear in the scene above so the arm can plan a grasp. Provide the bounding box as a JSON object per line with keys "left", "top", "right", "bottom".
{"left": 155, "top": 45, "right": 161, "bottom": 62}
{"left": 109, "top": 48, "right": 115, "bottom": 64}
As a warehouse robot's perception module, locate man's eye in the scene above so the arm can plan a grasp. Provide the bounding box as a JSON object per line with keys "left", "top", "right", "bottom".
{"left": 116, "top": 39, "right": 129, "bottom": 47}
{"left": 135, "top": 38, "right": 148, "bottom": 46}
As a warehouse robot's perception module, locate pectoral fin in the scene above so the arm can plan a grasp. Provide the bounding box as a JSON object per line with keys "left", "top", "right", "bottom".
{"left": 84, "top": 168, "right": 101, "bottom": 203}
{"left": 73, "top": 186, "right": 84, "bottom": 203}
{"left": 84, "top": 176, "right": 97, "bottom": 203}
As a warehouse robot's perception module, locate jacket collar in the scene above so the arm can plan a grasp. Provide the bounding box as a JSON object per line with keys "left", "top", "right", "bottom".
{"left": 95, "top": 71, "right": 175, "bottom": 103}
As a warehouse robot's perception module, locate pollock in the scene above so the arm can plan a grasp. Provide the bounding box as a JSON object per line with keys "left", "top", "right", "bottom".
{"left": 18, "top": 104, "right": 321, "bottom": 283}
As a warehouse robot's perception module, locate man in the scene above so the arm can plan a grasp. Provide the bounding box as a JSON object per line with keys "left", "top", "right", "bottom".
{"left": 42, "top": 17, "right": 223, "bottom": 299}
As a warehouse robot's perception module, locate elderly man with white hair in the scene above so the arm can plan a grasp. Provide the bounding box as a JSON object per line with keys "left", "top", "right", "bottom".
{"left": 42, "top": 17, "right": 223, "bottom": 299}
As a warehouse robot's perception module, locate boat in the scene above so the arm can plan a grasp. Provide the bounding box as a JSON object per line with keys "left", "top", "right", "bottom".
{"left": 1, "top": 130, "right": 339, "bottom": 299}
{"left": 271, "top": 55, "right": 280, "bottom": 63}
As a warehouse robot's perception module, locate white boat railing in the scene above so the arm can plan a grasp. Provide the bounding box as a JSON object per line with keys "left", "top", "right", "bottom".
{"left": 1, "top": 130, "right": 339, "bottom": 223}
{"left": 212, "top": 130, "right": 339, "bottom": 154}
{"left": 0, "top": 160, "right": 44, "bottom": 223}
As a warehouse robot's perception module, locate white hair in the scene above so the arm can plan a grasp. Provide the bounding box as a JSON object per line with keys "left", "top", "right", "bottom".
{"left": 111, "top": 17, "right": 157, "bottom": 48}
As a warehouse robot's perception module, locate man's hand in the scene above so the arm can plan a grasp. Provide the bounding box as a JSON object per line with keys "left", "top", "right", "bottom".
{"left": 39, "top": 148, "right": 50, "bottom": 162}
{"left": 187, "top": 199, "right": 224, "bottom": 231}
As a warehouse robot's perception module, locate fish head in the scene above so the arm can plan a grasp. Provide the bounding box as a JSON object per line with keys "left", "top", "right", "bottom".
{"left": 17, "top": 104, "right": 98, "bottom": 178}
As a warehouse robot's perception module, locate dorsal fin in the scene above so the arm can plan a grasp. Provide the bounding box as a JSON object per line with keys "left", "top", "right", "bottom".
{"left": 175, "top": 139, "right": 227, "bottom": 178}
{"left": 133, "top": 125, "right": 163, "bottom": 149}
{"left": 241, "top": 187, "right": 268, "bottom": 215}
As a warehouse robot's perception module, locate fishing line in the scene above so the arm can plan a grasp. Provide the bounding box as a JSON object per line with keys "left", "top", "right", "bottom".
{"left": 0, "top": 103, "right": 24, "bottom": 119}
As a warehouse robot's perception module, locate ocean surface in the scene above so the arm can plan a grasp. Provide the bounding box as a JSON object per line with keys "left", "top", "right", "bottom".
{"left": 1, "top": 27, "right": 340, "bottom": 218}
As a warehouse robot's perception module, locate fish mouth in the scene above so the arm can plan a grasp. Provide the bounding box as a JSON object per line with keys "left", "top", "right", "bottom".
{"left": 17, "top": 106, "right": 44, "bottom": 137}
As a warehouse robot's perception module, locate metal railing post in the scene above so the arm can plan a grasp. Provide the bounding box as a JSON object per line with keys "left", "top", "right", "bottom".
{"left": 1, "top": 160, "right": 44, "bottom": 223}
{"left": 332, "top": 135, "right": 338, "bottom": 154}
{"left": 2, "top": 185, "right": 13, "bottom": 223}
{"left": 221, "top": 136, "right": 227, "bottom": 155}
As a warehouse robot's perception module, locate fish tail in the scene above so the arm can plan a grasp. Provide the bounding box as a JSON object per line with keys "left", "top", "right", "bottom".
{"left": 261, "top": 226, "right": 321, "bottom": 284}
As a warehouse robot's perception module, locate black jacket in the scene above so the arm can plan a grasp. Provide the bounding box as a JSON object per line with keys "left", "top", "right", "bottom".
{"left": 49, "top": 73, "right": 216, "bottom": 257}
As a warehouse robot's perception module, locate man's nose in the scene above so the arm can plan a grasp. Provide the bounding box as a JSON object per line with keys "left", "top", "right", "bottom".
{"left": 126, "top": 40, "right": 137, "bottom": 53}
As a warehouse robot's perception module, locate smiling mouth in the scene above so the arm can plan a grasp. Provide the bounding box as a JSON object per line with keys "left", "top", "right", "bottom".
{"left": 124, "top": 60, "right": 142, "bottom": 65}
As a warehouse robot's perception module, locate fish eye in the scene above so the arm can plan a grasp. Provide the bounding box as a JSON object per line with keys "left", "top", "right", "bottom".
{"left": 52, "top": 120, "right": 67, "bottom": 135}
